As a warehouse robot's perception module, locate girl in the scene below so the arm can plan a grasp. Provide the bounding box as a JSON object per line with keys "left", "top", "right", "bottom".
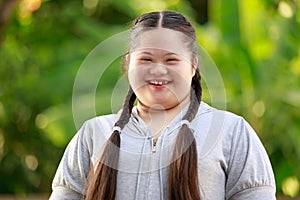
{"left": 50, "top": 11, "right": 276, "bottom": 200}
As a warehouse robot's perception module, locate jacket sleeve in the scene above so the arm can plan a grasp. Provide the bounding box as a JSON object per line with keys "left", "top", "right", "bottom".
{"left": 49, "top": 121, "right": 92, "bottom": 200}
{"left": 225, "top": 117, "right": 276, "bottom": 200}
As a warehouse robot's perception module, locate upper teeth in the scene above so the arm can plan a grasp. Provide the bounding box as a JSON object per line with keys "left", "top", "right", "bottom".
{"left": 150, "top": 81, "right": 168, "bottom": 85}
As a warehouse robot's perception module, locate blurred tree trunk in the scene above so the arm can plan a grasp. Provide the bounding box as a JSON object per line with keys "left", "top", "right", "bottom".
{"left": 0, "top": 0, "right": 19, "bottom": 47}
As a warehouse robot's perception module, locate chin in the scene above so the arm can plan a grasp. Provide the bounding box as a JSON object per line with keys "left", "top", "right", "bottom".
{"left": 151, "top": 100, "right": 181, "bottom": 110}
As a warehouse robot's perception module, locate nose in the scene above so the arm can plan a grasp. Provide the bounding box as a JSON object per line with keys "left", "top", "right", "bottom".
{"left": 149, "top": 64, "right": 167, "bottom": 75}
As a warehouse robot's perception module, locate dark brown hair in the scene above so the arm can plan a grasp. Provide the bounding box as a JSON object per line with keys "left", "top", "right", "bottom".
{"left": 86, "top": 10, "right": 202, "bottom": 200}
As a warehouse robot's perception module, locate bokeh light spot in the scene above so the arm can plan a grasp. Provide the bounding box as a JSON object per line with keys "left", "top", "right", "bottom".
{"left": 278, "top": 1, "right": 293, "bottom": 18}
{"left": 252, "top": 100, "right": 265, "bottom": 117}
{"left": 0, "top": 130, "right": 4, "bottom": 159}
{"left": 282, "top": 176, "right": 300, "bottom": 198}
{"left": 25, "top": 154, "right": 39, "bottom": 171}
{"left": 83, "top": 0, "right": 98, "bottom": 10}
{"left": 35, "top": 114, "right": 49, "bottom": 129}
{"left": 18, "top": 0, "right": 42, "bottom": 25}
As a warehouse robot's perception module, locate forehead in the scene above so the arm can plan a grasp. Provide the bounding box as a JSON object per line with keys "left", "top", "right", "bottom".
{"left": 132, "top": 28, "right": 191, "bottom": 58}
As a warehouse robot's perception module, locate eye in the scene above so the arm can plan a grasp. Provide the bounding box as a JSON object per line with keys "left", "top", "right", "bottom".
{"left": 167, "top": 58, "right": 177, "bottom": 62}
{"left": 166, "top": 57, "right": 180, "bottom": 64}
{"left": 139, "top": 57, "right": 152, "bottom": 62}
{"left": 142, "top": 58, "right": 152, "bottom": 61}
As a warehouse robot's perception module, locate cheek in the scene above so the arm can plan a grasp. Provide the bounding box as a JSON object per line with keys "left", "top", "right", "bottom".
{"left": 183, "top": 67, "right": 195, "bottom": 83}
{"left": 171, "top": 67, "right": 194, "bottom": 85}
{"left": 128, "top": 66, "right": 147, "bottom": 90}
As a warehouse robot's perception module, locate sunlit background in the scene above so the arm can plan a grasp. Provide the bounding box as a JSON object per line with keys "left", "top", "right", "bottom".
{"left": 0, "top": 0, "right": 300, "bottom": 199}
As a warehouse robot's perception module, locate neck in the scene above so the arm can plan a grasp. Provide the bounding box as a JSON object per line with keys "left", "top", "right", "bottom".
{"left": 136, "top": 95, "right": 190, "bottom": 139}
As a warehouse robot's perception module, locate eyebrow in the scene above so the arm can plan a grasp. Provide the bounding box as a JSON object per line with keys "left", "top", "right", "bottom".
{"left": 137, "top": 51, "right": 179, "bottom": 56}
{"left": 165, "top": 52, "right": 178, "bottom": 56}
{"left": 137, "top": 51, "right": 152, "bottom": 55}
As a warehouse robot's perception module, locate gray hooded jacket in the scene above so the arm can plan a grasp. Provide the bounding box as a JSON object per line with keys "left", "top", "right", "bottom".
{"left": 50, "top": 102, "right": 276, "bottom": 200}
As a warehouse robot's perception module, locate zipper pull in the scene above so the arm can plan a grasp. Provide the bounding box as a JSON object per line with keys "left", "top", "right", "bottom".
{"left": 152, "top": 138, "right": 158, "bottom": 153}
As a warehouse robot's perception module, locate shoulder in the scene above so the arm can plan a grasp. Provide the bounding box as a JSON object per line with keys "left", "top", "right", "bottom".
{"left": 195, "top": 101, "right": 245, "bottom": 132}
{"left": 196, "top": 102, "right": 276, "bottom": 198}
{"left": 74, "top": 113, "right": 120, "bottom": 166}
{"left": 194, "top": 102, "right": 258, "bottom": 157}
{"left": 83, "top": 113, "right": 120, "bottom": 131}
{"left": 76, "top": 113, "right": 120, "bottom": 148}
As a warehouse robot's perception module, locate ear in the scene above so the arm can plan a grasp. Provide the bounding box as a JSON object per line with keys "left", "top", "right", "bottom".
{"left": 191, "top": 56, "right": 198, "bottom": 76}
{"left": 122, "top": 53, "right": 130, "bottom": 72}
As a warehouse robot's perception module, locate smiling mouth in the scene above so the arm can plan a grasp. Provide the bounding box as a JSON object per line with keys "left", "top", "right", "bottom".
{"left": 148, "top": 80, "right": 170, "bottom": 86}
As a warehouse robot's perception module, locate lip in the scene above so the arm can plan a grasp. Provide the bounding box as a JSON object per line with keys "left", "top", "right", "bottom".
{"left": 146, "top": 79, "right": 171, "bottom": 89}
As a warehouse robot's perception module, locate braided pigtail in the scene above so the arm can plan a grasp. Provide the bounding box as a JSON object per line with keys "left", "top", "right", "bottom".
{"left": 168, "top": 69, "right": 202, "bottom": 200}
{"left": 192, "top": 68, "right": 202, "bottom": 103}
{"left": 85, "top": 87, "right": 136, "bottom": 200}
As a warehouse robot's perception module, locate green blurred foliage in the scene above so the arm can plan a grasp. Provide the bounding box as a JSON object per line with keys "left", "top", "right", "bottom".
{"left": 0, "top": 0, "right": 299, "bottom": 197}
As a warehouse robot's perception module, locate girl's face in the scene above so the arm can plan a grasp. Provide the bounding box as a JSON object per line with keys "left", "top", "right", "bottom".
{"left": 127, "top": 28, "right": 196, "bottom": 110}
